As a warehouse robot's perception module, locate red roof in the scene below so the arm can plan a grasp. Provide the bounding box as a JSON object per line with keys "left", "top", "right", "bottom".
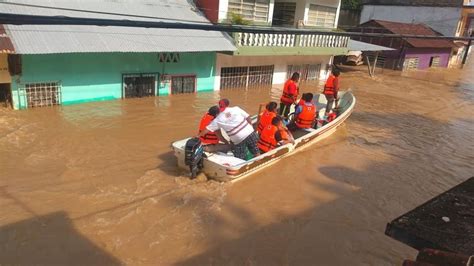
{"left": 0, "top": 25, "right": 15, "bottom": 53}
{"left": 367, "top": 20, "right": 455, "bottom": 48}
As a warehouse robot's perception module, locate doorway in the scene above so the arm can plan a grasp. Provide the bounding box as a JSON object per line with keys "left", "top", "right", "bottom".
{"left": 122, "top": 73, "right": 157, "bottom": 98}
{"left": 0, "top": 83, "right": 12, "bottom": 108}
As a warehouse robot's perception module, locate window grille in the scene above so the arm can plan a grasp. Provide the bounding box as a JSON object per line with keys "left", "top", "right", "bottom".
{"left": 404, "top": 57, "right": 419, "bottom": 70}
{"left": 123, "top": 73, "right": 157, "bottom": 98}
{"left": 307, "top": 4, "right": 337, "bottom": 28}
{"left": 171, "top": 75, "right": 196, "bottom": 94}
{"left": 25, "top": 82, "right": 61, "bottom": 108}
{"left": 430, "top": 56, "right": 441, "bottom": 67}
{"left": 220, "top": 65, "right": 274, "bottom": 90}
{"left": 287, "top": 64, "right": 321, "bottom": 81}
{"left": 228, "top": 0, "right": 270, "bottom": 23}
{"left": 272, "top": 2, "right": 296, "bottom": 26}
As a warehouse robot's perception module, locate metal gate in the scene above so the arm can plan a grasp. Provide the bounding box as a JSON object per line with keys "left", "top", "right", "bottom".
{"left": 24, "top": 82, "right": 61, "bottom": 108}
{"left": 171, "top": 75, "right": 196, "bottom": 94}
{"left": 287, "top": 64, "right": 321, "bottom": 81}
{"left": 122, "top": 73, "right": 157, "bottom": 98}
{"left": 220, "top": 65, "right": 274, "bottom": 90}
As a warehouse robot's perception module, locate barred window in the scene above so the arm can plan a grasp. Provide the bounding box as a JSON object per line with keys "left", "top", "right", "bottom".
{"left": 307, "top": 4, "right": 337, "bottom": 28}
{"left": 228, "top": 0, "right": 270, "bottom": 23}
{"left": 25, "top": 82, "right": 61, "bottom": 108}
{"left": 171, "top": 75, "right": 196, "bottom": 94}
{"left": 220, "top": 65, "right": 274, "bottom": 90}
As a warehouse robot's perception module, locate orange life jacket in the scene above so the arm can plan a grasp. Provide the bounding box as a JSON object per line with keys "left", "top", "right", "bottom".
{"left": 295, "top": 103, "right": 316, "bottom": 129}
{"left": 323, "top": 74, "right": 337, "bottom": 95}
{"left": 257, "top": 125, "right": 278, "bottom": 152}
{"left": 280, "top": 80, "right": 298, "bottom": 104}
{"left": 257, "top": 109, "right": 277, "bottom": 134}
{"left": 199, "top": 113, "right": 219, "bottom": 144}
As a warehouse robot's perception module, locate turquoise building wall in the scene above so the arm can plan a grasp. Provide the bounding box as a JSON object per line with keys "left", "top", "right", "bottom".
{"left": 11, "top": 52, "right": 216, "bottom": 109}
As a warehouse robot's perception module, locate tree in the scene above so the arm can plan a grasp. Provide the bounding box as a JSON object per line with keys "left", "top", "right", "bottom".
{"left": 341, "top": 0, "right": 362, "bottom": 10}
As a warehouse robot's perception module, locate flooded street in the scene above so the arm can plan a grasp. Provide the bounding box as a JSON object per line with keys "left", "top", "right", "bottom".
{"left": 1, "top": 63, "right": 473, "bottom": 265}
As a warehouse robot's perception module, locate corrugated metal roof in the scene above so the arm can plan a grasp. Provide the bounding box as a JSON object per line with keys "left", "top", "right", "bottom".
{"left": 1, "top": 0, "right": 236, "bottom": 54}
{"left": 362, "top": 0, "right": 463, "bottom": 7}
{"left": 365, "top": 20, "right": 456, "bottom": 48}
{"left": 348, "top": 39, "right": 394, "bottom": 51}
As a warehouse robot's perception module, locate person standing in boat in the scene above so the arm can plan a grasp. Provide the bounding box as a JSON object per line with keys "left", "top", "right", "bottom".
{"left": 258, "top": 116, "right": 295, "bottom": 153}
{"left": 279, "top": 72, "right": 300, "bottom": 118}
{"left": 288, "top": 93, "right": 317, "bottom": 131}
{"left": 198, "top": 99, "right": 260, "bottom": 160}
{"left": 257, "top": 101, "right": 278, "bottom": 134}
{"left": 323, "top": 68, "right": 340, "bottom": 117}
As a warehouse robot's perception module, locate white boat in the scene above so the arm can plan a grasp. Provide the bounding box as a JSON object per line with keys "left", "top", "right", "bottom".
{"left": 172, "top": 90, "right": 356, "bottom": 182}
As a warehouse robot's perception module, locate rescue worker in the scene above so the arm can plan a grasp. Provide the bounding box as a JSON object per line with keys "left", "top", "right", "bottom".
{"left": 198, "top": 106, "right": 220, "bottom": 145}
{"left": 323, "top": 68, "right": 340, "bottom": 117}
{"left": 257, "top": 101, "right": 278, "bottom": 134}
{"left": 279, "top": 72, "right": 300, "bottom": 118}
{"left": 258, "top": 116, "right": 295, "bottom": 153}
{"left": 198, "top": 99, "right": 260, "bottom": 160}
{"left": 288, "top": 93, "right": 317, "bottom": 131}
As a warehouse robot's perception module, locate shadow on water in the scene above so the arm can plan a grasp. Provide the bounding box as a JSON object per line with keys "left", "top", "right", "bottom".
{"left": 0, "top": 211, "right": 121, "bottom": 265}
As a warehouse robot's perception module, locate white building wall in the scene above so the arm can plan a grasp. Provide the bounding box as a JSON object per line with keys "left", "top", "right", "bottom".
{"left": 360, "top": 5, "right": 462, "bottom": 36}
{"left": 214, "top": 53, "right": 332, "bottom": 90}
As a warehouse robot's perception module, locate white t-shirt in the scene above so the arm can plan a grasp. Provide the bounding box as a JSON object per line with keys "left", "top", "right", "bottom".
{"left": 206, "top": 106, "right": 254, "bottom": 144}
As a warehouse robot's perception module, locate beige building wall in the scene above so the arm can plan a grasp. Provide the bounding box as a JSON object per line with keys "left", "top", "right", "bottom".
{"left": 0, "top": 54, "right": 11, "bottom": 84}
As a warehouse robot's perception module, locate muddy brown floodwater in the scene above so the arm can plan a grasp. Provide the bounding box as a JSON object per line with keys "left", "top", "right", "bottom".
{"left": 1, "top": 62, "right": 473, "bottom": 265}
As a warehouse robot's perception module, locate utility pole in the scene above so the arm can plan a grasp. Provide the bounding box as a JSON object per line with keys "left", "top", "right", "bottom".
{"left": 461, "top": 32, "right": 473, "bottom": 68}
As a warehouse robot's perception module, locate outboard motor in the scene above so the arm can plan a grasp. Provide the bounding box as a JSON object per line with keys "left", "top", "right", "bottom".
{"left": 184, "top": 138, "right": 204, "bottom": 179}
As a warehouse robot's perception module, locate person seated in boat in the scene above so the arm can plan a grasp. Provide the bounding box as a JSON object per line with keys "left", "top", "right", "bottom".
{"left": 258, "top": 116, "right": 295, "bottom": 153}
{"left": 198, "top": 105, "right": 231, "bottom": 152}
{"left": 287, "top": 93, "right": 317, "bottom": 131}
{"left": 198, "top": 99, "right": 260, "bottom": 160}
{"left": 297, "top": 93, "right": 307, "bottom": 106}
{"left": 257, "top": 101, "right": 278, "bottom": 134}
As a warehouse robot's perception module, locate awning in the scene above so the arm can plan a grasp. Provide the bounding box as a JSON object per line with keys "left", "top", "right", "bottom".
{"left": 348, "top": 39, "right": 394, "bottom": 52}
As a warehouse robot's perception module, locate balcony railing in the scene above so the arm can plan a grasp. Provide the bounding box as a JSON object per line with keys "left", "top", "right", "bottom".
{"left": 234, "top": 32, "right": 349, "bottom": 48}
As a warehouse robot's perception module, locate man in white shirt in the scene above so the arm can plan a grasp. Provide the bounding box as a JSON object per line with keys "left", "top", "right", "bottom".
{"left": 198, "top": 99, "right": 260, "bottom": 160}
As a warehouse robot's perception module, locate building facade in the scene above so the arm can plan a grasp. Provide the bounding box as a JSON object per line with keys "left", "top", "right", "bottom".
{"left": 196, "top": 0, "right": 349, "bottom": 90}
{"left": 360, "top": 0, "right": 464, "bottom": 37}
{"left": 2, "top": 0, "right": 235, "bottom": 110}
{"left": 351, "top": 20, "right": 454, "bottom": 70}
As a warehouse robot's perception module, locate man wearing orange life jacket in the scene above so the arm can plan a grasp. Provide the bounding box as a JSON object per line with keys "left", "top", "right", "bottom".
{"left": 258, "top": 116, "right": 295, "bottom": 153}
{"left": 198, "top": 106, "right": 220, "bottom": 145}
{"left": 288, "top": 93, "right": 317, "bottom": 131}
{"left": 257, "top": 102, "right": 278, "bottom": 134}
{"left": 279, "top": 72, "right": 300, "bottom": 118}
{"left": 323, "top": 68, "right": 340, "bottom": 116}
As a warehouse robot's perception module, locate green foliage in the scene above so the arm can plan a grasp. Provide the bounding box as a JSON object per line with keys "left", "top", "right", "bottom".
{"left": 228, "top": 12, "right": 251, "bottom": 25}
{"left": 341, "top": 0, "right": 362, "bottom": 10}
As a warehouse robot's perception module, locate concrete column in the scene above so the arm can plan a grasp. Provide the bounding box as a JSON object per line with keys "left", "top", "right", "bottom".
{"left": 268, "top": 0, "right": 275, "bottom": 24}
{"left": 218, "top": 0, "right": 229, "bottom": 22}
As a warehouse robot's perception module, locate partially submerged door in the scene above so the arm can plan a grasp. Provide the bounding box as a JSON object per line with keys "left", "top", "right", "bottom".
{"left": 123, "top": 74, "right": 157, "bottom": 98}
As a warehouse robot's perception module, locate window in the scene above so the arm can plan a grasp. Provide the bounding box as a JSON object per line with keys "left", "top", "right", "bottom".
{"left": 228, "top": 0, "right": 270, "bottom": 23}
{"left": 25, "top": 82, "right": 61, "bottom": 108}
{"left": 123, "top": 73, "right": 157, "bottom": 98}
{"left": 171, "top": 75, "right": 196, "bottom": 94}
{"left": 429, "top": 56, "right": 441, "bottom": 68}
{"left": 272, "top": 2, "right": 296, "bottom": 26}
{"left": 287, "top": 64, "right": 321, "bottom": 82}
{"left": 307, "top": 4, "right": 337, "bottom": 28}
{"left": 220, "top": 65, "right": 274, "bottom": 90}
{"left": 404, "top": 57, "right": 419, "bottom": 70}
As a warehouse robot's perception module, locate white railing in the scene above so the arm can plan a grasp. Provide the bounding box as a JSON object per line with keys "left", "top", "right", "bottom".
{"left": 235, "top": 32, "right": 349, "bottom": 48}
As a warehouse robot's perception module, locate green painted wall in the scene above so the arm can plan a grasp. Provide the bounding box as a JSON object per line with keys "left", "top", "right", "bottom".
{"left": 11, "top": 52, "right": 216, "bottom": 109}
